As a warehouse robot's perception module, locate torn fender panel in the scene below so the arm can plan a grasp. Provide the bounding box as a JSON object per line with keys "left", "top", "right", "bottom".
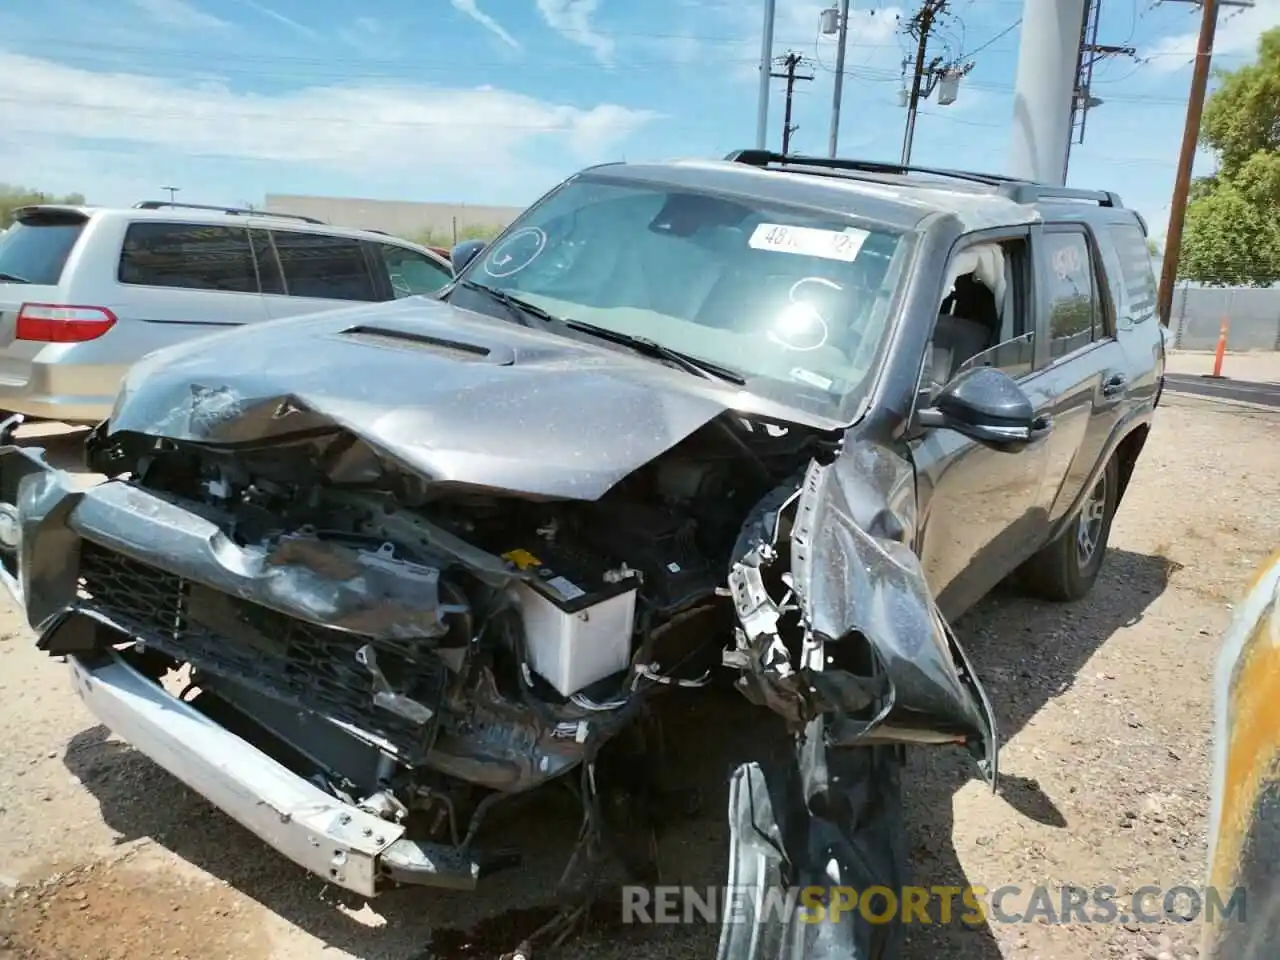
{"left": 790, "top": 443, "right": 998, "bottom": 782}
{"left": 717, "top": 735, "right": 909, "bottom": 960}
{"left": 100, "top": 297, "right": 830, "bottom": 501}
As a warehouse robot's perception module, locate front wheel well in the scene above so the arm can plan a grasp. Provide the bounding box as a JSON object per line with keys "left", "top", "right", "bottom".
{"left": 1113, "top": 424, "right": 1150, "bottom": 505}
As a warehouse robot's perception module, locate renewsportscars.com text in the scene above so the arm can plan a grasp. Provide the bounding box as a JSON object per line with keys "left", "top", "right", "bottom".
{"left": 622, "top": 884, "right": 1246, "bottom": 926}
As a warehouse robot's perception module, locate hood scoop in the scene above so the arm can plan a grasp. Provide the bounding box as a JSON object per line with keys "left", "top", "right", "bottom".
{"left": 341, "top": 324, "right": 515, "bottom": 365}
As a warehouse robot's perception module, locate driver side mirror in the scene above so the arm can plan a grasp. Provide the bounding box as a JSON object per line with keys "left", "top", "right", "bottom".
{"left": 451, "top": 239, "right": 487, "bottom": 275}
{"left": 916, "top": 366, "right": 1049, "bottom": 452}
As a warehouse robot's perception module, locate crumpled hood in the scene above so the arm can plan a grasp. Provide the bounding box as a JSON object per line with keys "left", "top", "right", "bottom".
{"left": 107, "top": 297, "right": 756, "bottom": 500}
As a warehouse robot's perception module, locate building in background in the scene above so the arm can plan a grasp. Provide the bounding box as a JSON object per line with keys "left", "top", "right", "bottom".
{"left": 262, "top": 194, "right": 525, "bottom": 246}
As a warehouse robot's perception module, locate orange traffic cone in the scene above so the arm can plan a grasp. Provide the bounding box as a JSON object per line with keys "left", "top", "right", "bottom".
{"left": 1206, "top": 318, "right": 1230, "bottom": 379}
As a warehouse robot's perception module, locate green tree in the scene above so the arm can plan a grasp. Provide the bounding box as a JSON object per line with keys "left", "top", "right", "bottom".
{"left": 0, "top": 185, "right": 87, "bottom": 229}
{"left": 1180, "top": 28, "right": 1280, "bottom": 287}
{"left": 407, "top": 223, "right": 504, "bottom": 249}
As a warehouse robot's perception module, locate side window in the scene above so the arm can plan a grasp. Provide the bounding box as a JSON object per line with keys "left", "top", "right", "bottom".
{"left": 1108, "top": 222, "right": 1157, "bottom": 325}
{"left": 1041, "top": 230, "right": 1101, "bottom": 360}
{"left": 118, "top": 222, "right": 257, "bottom": 293}
{"left": 927, "top": 237, "right": 1034, "bottom": 390}
{"left": 248, "top": 229, "right": 285, "bottom": 296}
{"left": 377, "top": 244, "right": 452, "bottom": 298}
{"left": 271, "top": 231, "right": 377, "bottom": 301}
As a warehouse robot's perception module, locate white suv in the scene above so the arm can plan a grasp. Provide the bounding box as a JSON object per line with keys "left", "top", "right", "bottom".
{"left": 0, "top": 201, "right": 454, "bottom": 424}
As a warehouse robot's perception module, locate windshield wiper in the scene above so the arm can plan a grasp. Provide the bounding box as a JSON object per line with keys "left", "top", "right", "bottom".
{"left": 565, "top": 319, "right": 746, "bottom": 385}
{"left": 0, "top": 272, "right": 29, "bottom": 284}
{"left": 458, "top": 280, "right": 555, "bottom": 328}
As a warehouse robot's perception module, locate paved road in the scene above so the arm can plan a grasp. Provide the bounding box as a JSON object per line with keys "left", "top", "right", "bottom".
{"left": 1164, "top": 373, "right": 1280, "bottom": 408}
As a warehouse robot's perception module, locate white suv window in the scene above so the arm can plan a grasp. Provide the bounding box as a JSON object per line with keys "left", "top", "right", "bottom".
{"left": 118, "top": 222, "right": 258, "bottom": 292}
{"left": 0, "top": 215, "right": 87, "bottom": 285}
{"left": 377, "top": 243, "right": 451, "bottom": 297}
{"left": 271, "top": 230, "right": 377, "bottom": 301}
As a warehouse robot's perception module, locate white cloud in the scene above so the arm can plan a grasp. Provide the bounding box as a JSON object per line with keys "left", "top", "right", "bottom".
{"left": 0, "top": 53, "right": 658, "bottom": 200}
{"left": 536, "top": 0, "right": 615, "bottom": 66}
{"left": 1143, "top": 0, "right": 1280, "bottom": 70}
{"left": 127, "top": 0, "right": 228, "bottom": 30}
{"left": 451, "top": 0, "right": 521, "bottom": 50}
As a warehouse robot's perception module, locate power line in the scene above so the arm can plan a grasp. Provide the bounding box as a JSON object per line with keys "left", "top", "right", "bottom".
{"left": 962, "top": 18, "right": 1022, "bottom": 58}
{"left": 8, "top": 38, "right": 1248, "bottom": 102}
{"left": 770, "top": 51, "right": 814, "bottom": 155}
{"left": 900, "top": 0, "right": 973, "bottom": 164}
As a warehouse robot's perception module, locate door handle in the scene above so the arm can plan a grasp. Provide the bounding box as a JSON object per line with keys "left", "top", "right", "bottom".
{"left": 1102, "top": 373, "right": 1128, "bottom": 397}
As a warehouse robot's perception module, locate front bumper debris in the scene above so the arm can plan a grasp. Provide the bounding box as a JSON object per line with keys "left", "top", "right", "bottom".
{"left": 67, "top": 648, "right": 480, "bottom": 896}
{"left": 0, "top": 422, "right": 485, "bottom": 896}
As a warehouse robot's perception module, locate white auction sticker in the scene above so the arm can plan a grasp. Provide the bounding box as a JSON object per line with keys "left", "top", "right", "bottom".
{"left": 748, "top": 223, "right": 869, "bottom": 262}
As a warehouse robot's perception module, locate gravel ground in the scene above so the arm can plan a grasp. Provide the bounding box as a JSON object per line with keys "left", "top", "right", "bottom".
{"left": 1, "top": 393, "right": 1277, "bottom": 960}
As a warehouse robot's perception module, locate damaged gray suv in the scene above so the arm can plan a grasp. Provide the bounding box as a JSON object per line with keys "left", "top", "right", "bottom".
{"left": 0, "top": 151, "right": 1164, "bottom": 958}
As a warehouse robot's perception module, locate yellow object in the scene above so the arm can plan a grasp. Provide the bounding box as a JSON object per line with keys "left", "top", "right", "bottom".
{"left": 1203, "top": 548, "right": 1280, "bottom": 959}
{"left": 502, "top": 548, "right": 542, "bottom": 570}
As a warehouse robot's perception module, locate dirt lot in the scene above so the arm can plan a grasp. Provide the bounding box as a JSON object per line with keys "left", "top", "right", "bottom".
{"left": 1, "top": 391, "right": 1277, "bottom": 960}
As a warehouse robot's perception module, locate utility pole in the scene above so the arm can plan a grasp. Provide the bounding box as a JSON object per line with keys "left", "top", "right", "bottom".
{"left": 161, "top": 185, "right": 179, "bottom": 207}
{"left": 772, "top": 52, "right": 814, "bottom": 155}
{"left": 1062, "top": 0, "right": 1136, "bottom": 181}
{"left": 827, "top": 0, "right": 851, "bottom": 158}
{"left": 901, "top": 0, "right": 947, "bottom": 165}
{"left": 1155, "top": 0, "right": 1251, "bottom": 327}
{"left": 756, "top": 0, "right": 777, "bottom": 150}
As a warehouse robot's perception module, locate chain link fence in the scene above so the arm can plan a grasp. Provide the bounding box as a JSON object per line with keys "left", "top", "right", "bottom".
{"left": 1168, "top": 283, "right": 1280, "bottom": 352}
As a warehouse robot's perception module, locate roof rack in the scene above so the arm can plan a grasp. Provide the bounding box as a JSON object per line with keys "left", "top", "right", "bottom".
{"left": 132, "top": 200, "right": 326, "bottom": 224}
{"left": 723, "top": 150, "right": 1122, "bottom": 209}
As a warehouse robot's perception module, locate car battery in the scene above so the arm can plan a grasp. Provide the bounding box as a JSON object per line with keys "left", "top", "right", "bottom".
{"left": 501, "top": 542, "right": 640, "bottom": 699}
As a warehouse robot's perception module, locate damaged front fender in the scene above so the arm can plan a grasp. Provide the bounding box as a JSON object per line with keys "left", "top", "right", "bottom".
{"left": 727, "top": 441, "right": 998, "bottom": 785}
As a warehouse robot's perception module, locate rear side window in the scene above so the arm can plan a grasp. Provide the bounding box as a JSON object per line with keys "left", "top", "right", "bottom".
{"left": 118, "top": 222, "right": 258, "bottom": 293}
{"left": 377, "top": 243, "right": 452, "bottom": 297}
{"left": 1108, "top": 222, "right": 1157, "bottom": 324}
{"left": 271, "top": 231, "right": 376, "bottom": 301}
{"left": 1041, "top": 230, "right": 1102, "bottom": 360}
{"left": 0, "top": 218, "right": 86, "bottom": 285}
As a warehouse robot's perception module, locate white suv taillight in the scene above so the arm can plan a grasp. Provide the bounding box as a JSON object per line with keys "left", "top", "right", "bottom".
{"left": 15, "top": 303, "right": 117, "bottom": 343}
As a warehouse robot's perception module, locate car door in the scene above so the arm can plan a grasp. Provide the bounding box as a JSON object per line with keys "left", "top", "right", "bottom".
{"left": 1025, "top": 222, "right": 1128, "bottom": 532}
{"left": 112, "top": 220, "right": 271, "bottom": 328}
{"left": 370, "top": 242, "right": 453, "bottom": 299}
{"left": 910, "top": 230, "right": 1052, "bottom": 621}
{"left": 261, "top": 228, "right": 380, "bottom": 320}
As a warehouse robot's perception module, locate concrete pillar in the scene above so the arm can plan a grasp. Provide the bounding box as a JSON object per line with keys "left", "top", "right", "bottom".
{"left": 1008, "top": 0, "right": 1088, "bottom": 185}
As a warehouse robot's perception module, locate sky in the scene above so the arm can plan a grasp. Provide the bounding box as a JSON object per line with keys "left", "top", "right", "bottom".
{"left": 1, "top": 0, "right": 1277, "bottom": 242}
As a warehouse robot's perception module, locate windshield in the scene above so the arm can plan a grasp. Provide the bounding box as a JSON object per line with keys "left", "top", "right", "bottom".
{"left": 452, "top": 174, "right": 911, "bottom": 419}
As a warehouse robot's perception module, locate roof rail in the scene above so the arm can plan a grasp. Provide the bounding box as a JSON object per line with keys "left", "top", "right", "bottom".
{"left": 723, "top": 149, "right": 1123, "bottom": 209}
{"left": 1002, "top": 183, "right": 1121, "bottom": 208}
{"left": 724, "top": 149, "right": 1017, "bottom": 189}
{"left": 132, "top": 200, "right": 326, "bottom": 224}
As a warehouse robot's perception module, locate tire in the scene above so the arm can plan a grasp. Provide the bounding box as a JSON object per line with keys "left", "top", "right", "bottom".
{"left": 1020, "top": 454, "right": 1120, "bottom": 602}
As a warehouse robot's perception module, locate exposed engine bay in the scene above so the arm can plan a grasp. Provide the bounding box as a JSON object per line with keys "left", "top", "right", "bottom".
{"left": 67, "top": 411, "right": 836, "bottom": 877}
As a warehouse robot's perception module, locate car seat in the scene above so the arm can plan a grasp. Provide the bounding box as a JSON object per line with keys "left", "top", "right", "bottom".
{"left": 928, "top": 313, "right": 994, "bottom": 388}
